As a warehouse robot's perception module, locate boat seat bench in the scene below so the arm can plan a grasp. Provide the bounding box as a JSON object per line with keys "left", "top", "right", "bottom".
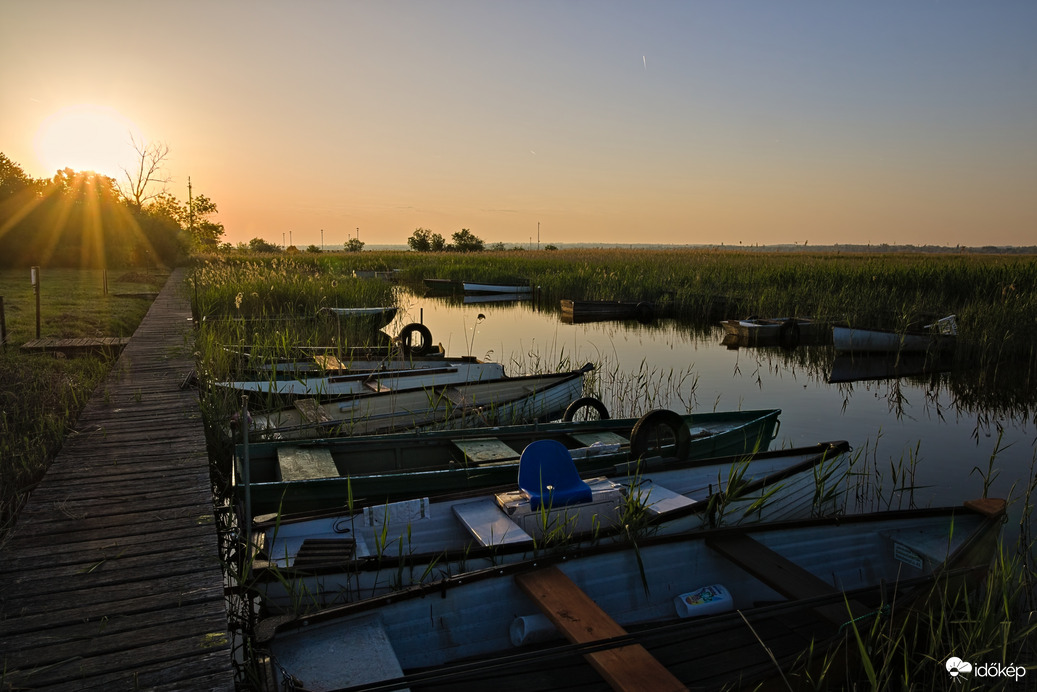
{"left": 312, "top": 354, "right": 347, "bottom": 370}
{"left": 452, "top": 499, "right": 533, "bottom": 546}
{"left": 570, "top": 431, "right": 629, "bottom": 447}
{"left": 277, "top": 446, "right": 339, "bottom": 481}
{"left": 515, "top": 566, "right": 687, "bottom": 692}
{"left": 293, "top": 398, "right": 332, "bottom": 424}
{"left": 705, "top": 533, "right": 870, "bottom": 624}
{"left": 453, "top": 438, "right": 521, "bottom": 465}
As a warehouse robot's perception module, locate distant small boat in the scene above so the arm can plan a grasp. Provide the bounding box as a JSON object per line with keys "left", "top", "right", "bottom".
{"left": 250, "top": 441, "right": 851, "bottom": 612}
{"left": 833, "top": 315, "right": 957, "bottom": 354}
{"left": 320, "top": 306, "right": 398, "bottom": 327}
{"left": 462, "top": 293, "right": 532, "bottom": 304}
{"left": 352, "top": 269, "right": 399, "bottom": 281}
{"left": 560, "top": 299, "right": 665, "bottom": 324}
{"left": 462, "top": 281, "right": 533, "bottom": 294}
{"left": 720, "top": 317, "right": 817, "bottom": 344}
{"left": 423, "top": 278, "right": 461, "bottom": 293}
{"left": 261, "top": 498, "right": 1005, "bottom": 691}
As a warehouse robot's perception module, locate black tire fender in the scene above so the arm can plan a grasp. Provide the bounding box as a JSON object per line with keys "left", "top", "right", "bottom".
{"left": 635, "top": 302, "right": 655, "bottom": 324}
{"left": 398, "top": 322, "right": 433, "bottom": 356}
{"left": 778, "top": 319, "right": 801, "bottom": 347}
{"left": 562, "top": 396, "right": 610, "bottom": 422}
{"left": 629, "top": 409, "right": 692, "bottom": 460}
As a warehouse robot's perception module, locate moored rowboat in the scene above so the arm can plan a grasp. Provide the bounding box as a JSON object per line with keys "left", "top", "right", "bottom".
{"left": 215, "top": 361, "right": 507, "bottom": 397}
{"left": 248, "top": 441, "right": 851, "bottom": 612}
{"left": 236, "top": 366, "right": 594, "bottom": 445}
{"left": 462, "top": 281, "right": 533, "bottom": 294}
{"left": 261, "top": 498, "right": 1005, "bottom": 691}
{"left": 560, "top": 299, "right": 664, "bottom": 324}
{"left": 234, "top": 406, "right": 782, "bottom": 514}
{"left": 833, "top": 315, "right": 957, "bottom": 354}
{"left": 720, "top": 317, "right": 817, "bottom": 342}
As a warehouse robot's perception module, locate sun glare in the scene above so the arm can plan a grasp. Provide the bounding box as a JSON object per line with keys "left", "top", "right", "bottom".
{"left": 33, "top": 104, "right": 143, "bottom": 178}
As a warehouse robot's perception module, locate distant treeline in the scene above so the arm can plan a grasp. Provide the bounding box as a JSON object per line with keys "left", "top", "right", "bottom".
{"left": 352, "top": 243, "right": 1037, "bottom": 254}
{"left": 0, "top": 152, "right": 221, "bottom": 269}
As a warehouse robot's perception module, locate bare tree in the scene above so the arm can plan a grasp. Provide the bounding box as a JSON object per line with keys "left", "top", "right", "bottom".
{"left": 120, "top": 136, "right": 171, "bottom": 211}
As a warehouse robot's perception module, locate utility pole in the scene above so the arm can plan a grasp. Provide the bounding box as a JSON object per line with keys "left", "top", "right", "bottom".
{"left": 187, "top": 177, "right": 194, "bottom": 241}
{"left": 321, "top": 229, "right": 324, "bottom": 251}
{"left": 537, "top": 221, "right": 540, "bottom": 251}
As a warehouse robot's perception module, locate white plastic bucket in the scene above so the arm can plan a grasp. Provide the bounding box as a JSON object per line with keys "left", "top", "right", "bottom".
{"left": 510, "top": 614, "right": 558, "bottom": 647}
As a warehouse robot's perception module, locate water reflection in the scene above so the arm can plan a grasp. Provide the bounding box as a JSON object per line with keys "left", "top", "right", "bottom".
{"left": 390, "top": 285, "right": 1035, "bottom": 527}
{"left": 828, "top": 353, "right": 954, "bottom": 384}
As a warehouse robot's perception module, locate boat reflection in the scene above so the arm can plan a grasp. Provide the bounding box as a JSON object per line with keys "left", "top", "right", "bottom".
{"left": 828, "top": 353, "right": 954, "bottom": 384}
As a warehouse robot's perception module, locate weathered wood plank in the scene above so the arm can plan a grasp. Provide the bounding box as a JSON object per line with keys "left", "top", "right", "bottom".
{"left": 515, "top": 565, "right": 687, "bottom": 692}
{"left": 705, "top": 533, "right": 869, "bottom": 624}
{"left": 0, "top": 580, "right": 223, "bottom": 634}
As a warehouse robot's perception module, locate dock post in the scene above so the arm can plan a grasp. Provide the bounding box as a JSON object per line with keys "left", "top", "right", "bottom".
{"left": 241, "top": 394, "right": 253, "bottom": 546}
{"left": 31, "top": 266, "right": 41, "bottom": 339}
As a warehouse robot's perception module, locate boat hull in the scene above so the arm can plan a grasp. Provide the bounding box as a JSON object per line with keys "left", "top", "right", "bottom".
{"left": 216, "top": 361, "right": 506, "bottom": 397}
{"left": 239, "top": 368, "right": 589, "bottom": 445}
{"left": 235, "top": 407, "right": 782, "bottom": 515}
{"left": 720, "top": 317, "right": 817, "bottom": 342}
{"left": 462, "top": 282, "right": 533, "bottom": 294}
{"left": 264, "top": 500, "right": 1004, "bottom": 691}
{"left": 832, "top": 325, "right": 955, "bottom": 354}
{"left": 251, "top": 442, "right": 850, "bottom": 613}
{"left": 560, "top": 300, "right": 664, "bottom": 324}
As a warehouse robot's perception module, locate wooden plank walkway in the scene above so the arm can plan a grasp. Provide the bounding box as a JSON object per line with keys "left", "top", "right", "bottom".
{"left": 0, "top": 268, "right": 235, "bottom": 691}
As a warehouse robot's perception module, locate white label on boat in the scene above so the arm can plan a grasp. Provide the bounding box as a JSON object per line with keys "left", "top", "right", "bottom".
{"left": 893, "top": 542, "right": 924, "bottom": 569}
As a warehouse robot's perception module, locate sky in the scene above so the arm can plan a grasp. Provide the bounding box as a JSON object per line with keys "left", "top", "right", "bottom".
{"left": 2, "top": 1, "right": 1036, "bottom": 249}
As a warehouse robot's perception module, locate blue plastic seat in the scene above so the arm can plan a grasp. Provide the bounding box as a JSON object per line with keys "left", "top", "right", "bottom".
{"left": 518, "top": 439, "right": 593, "bottom": 511}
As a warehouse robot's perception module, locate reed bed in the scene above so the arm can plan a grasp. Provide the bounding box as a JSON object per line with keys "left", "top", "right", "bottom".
{"left": 247, "top": 248, "right": 1036, "bottom": 369}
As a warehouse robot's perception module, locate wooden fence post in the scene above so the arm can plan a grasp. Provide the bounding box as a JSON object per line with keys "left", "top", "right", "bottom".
{"left": 31, "top": 266, "right": 40, "bottom": 339}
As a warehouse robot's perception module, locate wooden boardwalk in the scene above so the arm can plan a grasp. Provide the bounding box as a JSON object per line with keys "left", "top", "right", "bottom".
{"left": 0, "top": 268, "right": 235, "bottom": 691}
{"left": 21, "top": 337, "right": 132, "bottom": 356}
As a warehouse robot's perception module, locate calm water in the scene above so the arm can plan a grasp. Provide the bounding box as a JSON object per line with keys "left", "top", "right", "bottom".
{"left": 389, "top": 287, "right": 1036, "bottom": 537}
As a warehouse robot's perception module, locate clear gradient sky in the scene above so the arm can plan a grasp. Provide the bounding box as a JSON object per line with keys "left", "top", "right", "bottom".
{"left": 2, "top": 1, "right": 1035, "bottom": 248}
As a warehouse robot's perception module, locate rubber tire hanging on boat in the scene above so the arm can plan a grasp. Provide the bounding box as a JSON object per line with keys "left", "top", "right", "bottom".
{"left": 398, "top": 322, "right": 433, "bottom": 356}
{"left": 778, "top": 318, "right": 801, "bottom": 347}
{"left": 629, "top": 409, "right": 692, "bottom": 460}
{"left": 562, "top": 396, "right": 611, "bottom": 422}
{"left": 634, "top": 302, "right": 655, "bottom": 324}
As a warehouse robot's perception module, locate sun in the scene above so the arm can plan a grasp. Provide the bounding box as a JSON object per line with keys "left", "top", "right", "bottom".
{"left": 33, "top": 104, "right": 143, "bottom": 178}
